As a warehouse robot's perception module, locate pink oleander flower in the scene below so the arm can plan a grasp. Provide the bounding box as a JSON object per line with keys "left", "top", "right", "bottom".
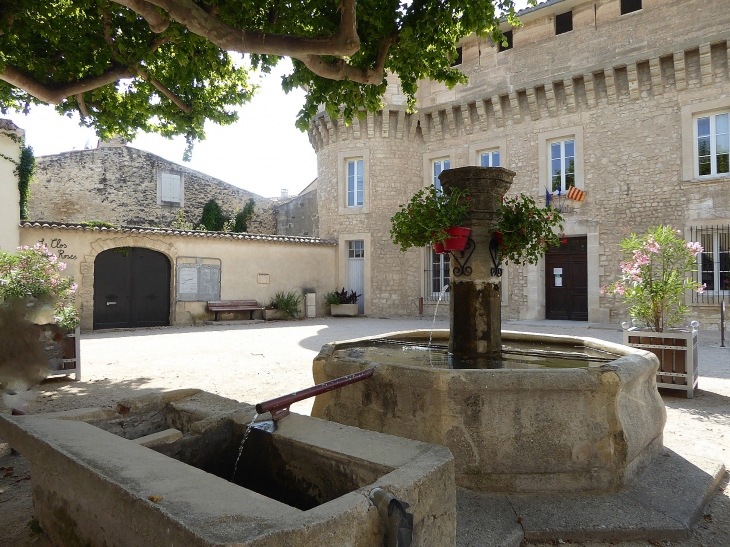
{"left": 697, "top": 283, "right": 706, "bottom": 294}
{"left": 645, "top": 237, "right": 660, "bottom": 254}
{"left": 685, "top": 241, "right": 703, "bottom": 256}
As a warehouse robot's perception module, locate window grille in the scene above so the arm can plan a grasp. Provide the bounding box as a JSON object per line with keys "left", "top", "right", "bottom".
{"left": 690, "top": 225, "right": 730, "bottom": 304}
{"left": 424, "top": 247, "right": 450, "bottom": 302}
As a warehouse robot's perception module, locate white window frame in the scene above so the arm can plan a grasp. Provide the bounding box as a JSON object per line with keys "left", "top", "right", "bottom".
{"left": 697, "top": 230, "right": 730, "bottom": 295}
{"left": 423, "top": 149, "right": 456, "bottom": 190}
{"left": 157, "top": 169, "right": 184, "bottom": 206}
{"left": 338, "top": 150, "right": 370, "bottom": 214}
{"left": 694, "top": 111, "right": 729, "bottom": 179}
{"left": 548, "top": 138, "right": 576, "bottom": 193}
{"left": 479, "top": 149, "right": 501, "bottom": 168}
{"left": 469, "top": 139, "right": 507, "bottom": 168}
{"left": 431, "top": 158, "right": 450, "bottom": 191}
{"left": 538, "top": 126, "right": 584, "bottom": 195}
{"left": 681, "top": 98, "right": 730, "bottom": 182}
{"left": 428, "top": 247, "right": 451, "bottom": 299}
{"left": 346, "top": 159, "right": 364, "bottom": 207}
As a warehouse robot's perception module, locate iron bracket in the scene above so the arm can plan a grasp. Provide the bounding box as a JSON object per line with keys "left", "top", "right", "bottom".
{"left": 450, "top": 238, "right": 475, "bottom": 277}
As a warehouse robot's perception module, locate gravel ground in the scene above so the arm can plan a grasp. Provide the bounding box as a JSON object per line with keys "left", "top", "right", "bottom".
{"left": 1, "top": 317, "right": 728, "bottom": 547}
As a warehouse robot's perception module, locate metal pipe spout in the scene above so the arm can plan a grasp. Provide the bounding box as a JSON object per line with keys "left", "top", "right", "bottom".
{"left": 255, "top": 367, "right": 375, "bottom": 421}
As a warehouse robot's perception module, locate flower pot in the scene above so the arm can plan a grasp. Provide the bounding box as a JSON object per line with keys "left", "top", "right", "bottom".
{"left": 443, "top": 227, "right": 471, "bottom": 252}
{"left": 330, "top": 304, "right": 358, "bottom": 316}
{"left": 433, "top": 241, "right": 447, "bottom": 254}
{"left": 264, "top": 309, "right": 286, "bottom": 321}
{"left": 623, "top": 327, "right": 698, "bottom": 398}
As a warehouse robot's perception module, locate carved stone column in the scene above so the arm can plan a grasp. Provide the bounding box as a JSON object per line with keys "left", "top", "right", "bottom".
{"left": 439, "top": 167, "right": 515, "bottom": 360}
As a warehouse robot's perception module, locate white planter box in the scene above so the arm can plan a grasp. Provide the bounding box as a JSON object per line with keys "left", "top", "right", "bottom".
{"left": 623, "top": 327, "right": 698, "bottom": 398}
{"left": 330, "top": 304, "right": 358, "bottom": 317}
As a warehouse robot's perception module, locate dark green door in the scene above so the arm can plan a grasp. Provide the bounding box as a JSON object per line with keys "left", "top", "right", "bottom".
{"left": 93, "top": 248, "right": 170, "bottom": 329}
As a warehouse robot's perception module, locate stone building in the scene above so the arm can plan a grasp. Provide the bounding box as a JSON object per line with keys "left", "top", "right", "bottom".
{"left": 310, "top": 0, "right": 730, "bottom": 327}
{"left": 275, "top": 179, "right": 319, "bottom": 237}
{"left": 30, "top": 139, "right": 276, "bottom": 234}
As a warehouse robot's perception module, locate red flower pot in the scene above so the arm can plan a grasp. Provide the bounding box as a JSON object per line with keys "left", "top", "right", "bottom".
{"left": 443, "top": 227, "right": 471, "bottom": 252}
{"left": 433, "top": 241, "right": 447, "bottom": 254}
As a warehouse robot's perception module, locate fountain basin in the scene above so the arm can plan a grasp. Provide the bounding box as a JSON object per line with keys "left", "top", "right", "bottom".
{"left": 0, "top": 390, "right": 455, "bottom": 547}
{"left": 312, "top": 330, "right": 666, "bottom": 494}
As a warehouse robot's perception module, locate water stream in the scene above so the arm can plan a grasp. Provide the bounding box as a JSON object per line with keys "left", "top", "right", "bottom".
{"left": 428, "top": 284, "right": 450, "bottom": 349}
{"left": 231, "top": 413, "right": 258, "bottom": 481}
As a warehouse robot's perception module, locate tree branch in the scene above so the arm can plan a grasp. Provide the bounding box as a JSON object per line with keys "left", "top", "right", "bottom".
{"left": 111, "top": 0, "right": 360, "bottom": 57}
{"left": 75, "top": 94, "right": 90, "bottom": 117}
{"left": 0, "top": 65, "right": 132, "bottom": 104}
{"left": 109, "top": 0, "right": 169, "bottom": 33}
{"left": 298, "top": 37, "right": 394, "bottom": 85}
{"left": 134, "top": 66, "right": 192, "bottom": 113}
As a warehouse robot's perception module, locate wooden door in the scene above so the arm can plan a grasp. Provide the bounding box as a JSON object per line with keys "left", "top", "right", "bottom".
{"left": 94, "top": 248, "right": 170, "bottom": 329}
{"left": 545, "top": 237, "right": 588, "bottom": 321}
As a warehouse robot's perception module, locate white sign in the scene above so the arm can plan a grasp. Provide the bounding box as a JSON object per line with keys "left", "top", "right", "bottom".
{"left": 179, "top": 268, "right": 198, "bottom": 294}
{"left": 554, "top": 267, "right": 563, "bottom": 287}
{"left": 257, "top": 273, "right": 271, "bottom": 284}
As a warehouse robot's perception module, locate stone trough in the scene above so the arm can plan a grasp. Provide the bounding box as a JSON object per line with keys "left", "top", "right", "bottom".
{"left": 0, "top": 389, "right": 456, "bottom": 547}
{"left": 312, "top": 329, "right": 667, "bottom": 495}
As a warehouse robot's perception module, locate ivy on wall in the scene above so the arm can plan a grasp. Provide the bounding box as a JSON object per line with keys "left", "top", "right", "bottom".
{"left": 0, "top": 130, "right": 35, "bottom": 220}
{"left": 17, "top": 146, "right": 35, "bottom": 220}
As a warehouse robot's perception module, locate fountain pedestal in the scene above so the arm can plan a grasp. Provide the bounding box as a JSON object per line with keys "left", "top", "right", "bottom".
{"left": 439, "top": 167, "right": 515, "bottom": 360}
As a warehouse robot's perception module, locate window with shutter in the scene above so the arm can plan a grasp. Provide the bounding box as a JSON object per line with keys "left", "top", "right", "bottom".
{"left": 158, "top": 171, "right": 183, "bottom": 205}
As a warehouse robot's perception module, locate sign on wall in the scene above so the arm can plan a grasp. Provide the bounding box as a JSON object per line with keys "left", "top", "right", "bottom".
{"left": 176, "top": 257, "right": 221, "bottom": 301}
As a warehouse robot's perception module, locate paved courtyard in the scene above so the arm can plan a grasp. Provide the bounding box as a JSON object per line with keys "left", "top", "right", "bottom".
{"left": 1, "top": 317, "right": 728, "bottom": 546}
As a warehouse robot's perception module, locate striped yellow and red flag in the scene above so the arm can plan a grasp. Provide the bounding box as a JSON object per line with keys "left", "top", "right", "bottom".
{"left": 566, "top": 187, "right": 585, "bottom": 201}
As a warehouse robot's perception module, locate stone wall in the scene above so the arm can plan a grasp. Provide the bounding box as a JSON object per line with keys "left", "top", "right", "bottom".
{"left": 29, "top": 144, "right": 277, "bottom": 234}
{"left": 19, "top": 223, "right": 336, "bottom": 331}
{"left": 311, "top": 0, "right": 730, "bottom": 326}
{"left": 275, "top": 184, "right": 319, "bottom": 237}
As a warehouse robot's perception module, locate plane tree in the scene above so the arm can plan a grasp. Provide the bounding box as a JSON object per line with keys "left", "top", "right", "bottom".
{"left": 0, "top": 0, "right": 524, "bottom": 156}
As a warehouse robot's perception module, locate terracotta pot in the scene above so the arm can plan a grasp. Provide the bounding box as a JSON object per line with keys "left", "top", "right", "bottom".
{"left": 433, "top": 241, "right": 447, "bottom": 254}
{"left": 443, "top": 227, "right": 471, "bottom": 251}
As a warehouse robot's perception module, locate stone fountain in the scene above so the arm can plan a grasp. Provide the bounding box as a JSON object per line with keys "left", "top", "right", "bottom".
{"left": 312, "top": 167, "right": 667, "bottom": 494}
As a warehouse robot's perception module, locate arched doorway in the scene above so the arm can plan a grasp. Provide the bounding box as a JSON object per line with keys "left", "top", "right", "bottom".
{"left": 93, "top": 248, "right": 171, "bottom": 329}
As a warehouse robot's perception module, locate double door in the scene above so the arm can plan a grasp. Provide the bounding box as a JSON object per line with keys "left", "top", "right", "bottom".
{"left": 545, "top": 237, "right": 588, "bottom": 321}
{"left": 94, "top": 248, "right": 170, "bottom": 329}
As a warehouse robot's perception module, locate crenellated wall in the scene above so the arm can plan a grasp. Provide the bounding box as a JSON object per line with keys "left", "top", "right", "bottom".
{"left": 311, "top": 0, "right": 730, "bottom": 325}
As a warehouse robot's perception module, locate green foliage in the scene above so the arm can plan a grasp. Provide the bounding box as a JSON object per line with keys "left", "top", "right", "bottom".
{"left": 0, "top": 0, "right": 531, "bottom": 150}
{"left": 199, "top": 199, "right": 228, "bottom": 231}
{"left": 601, "top": 226, "right": 704, "bottom": 332}
{"left": 79, "top": 220, "right": 117, "bottom": 228}
{"left": 233, "top": 199, "right": 256, "bottom": 233}
{"left": 17, "top": 145, "right": 34, "bottom": 220}
{"left": 271, "top": 290, "right": 302, "bottom": 319}
{"left": 496, "top": 194, "right": 564, "bottom": 266}
{"left": 324, "top": 288, "right": 360, "bottom": 305}
{"left": 0, "top": 243, "right": 79, "bottom": 329}
{"left": 390, "top": 186, "right": 472, "bottom": 252}
{"left": 170, "top": 209, "right": 193, "bottom": 230}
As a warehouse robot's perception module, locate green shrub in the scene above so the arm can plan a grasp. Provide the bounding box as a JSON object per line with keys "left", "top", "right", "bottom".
{"left": 233, "top": 199, "right": 255, "bottom": 233}
{"left": 272, "top": 290, "right": 302, "bottom": 319}
{"left": 324, "top": 288, "right": 360, "bottom": 305}
{"left": 199, "top": 199, "right": 228, "bottom": 231}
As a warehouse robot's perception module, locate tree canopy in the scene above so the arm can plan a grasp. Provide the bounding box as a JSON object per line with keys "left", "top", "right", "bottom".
{"left": 0, "top": 0, "right": 525, "bottom": 157}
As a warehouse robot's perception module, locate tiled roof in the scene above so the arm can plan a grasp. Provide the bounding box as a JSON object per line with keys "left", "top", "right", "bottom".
{"left": 20, "top": 221, "right": 336, "bottom": 246}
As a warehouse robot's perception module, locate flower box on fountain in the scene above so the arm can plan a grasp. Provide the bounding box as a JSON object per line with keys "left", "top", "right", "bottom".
{"left": 389, "top": 185, "right": 473, "bottom": 254}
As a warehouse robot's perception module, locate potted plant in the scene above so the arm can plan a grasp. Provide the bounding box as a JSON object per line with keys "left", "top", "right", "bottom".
{"left": 265, "top": 290, "right": 302, "bottom": 320}
{"left": 390, "top": 186, "right": 472, "bottom": 253}
{"left": 496, "top": 194, "right": 564, "bottom": 265}
{"left": 601, "top": 226, "right": 705, "bottom": 397}
{"left": 324, "top": 288, "right": 361, "bottom": 316}
{"left": 0, "top": 243, "right": 80, "bottom": 380}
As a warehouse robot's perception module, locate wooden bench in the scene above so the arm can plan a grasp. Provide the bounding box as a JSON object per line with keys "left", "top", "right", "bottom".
{"left": 207, "top": 300, "right": 265, "bottom": 321}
